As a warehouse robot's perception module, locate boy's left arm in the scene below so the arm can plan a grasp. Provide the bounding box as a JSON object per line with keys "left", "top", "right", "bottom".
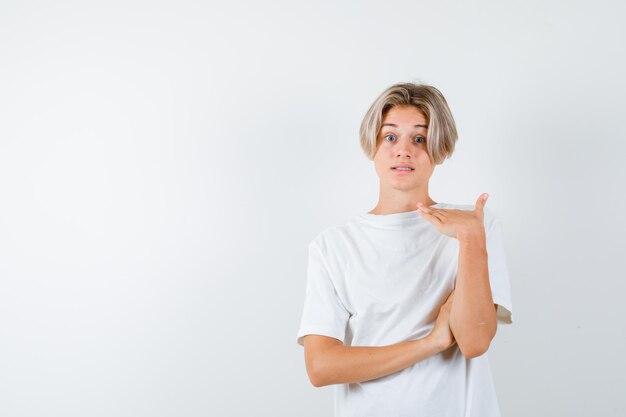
{"left": 449, "top": 227, "right": 498, "bottom": 359}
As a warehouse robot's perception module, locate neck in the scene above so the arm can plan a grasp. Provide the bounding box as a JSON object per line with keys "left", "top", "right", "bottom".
{"left": 369, "top": 186, "right": 436, "bottom": 215}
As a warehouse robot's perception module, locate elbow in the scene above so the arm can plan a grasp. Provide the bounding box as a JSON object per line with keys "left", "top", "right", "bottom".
{"left": 303, "top": 338, "right": 342, "bottom": 388}
{"left": 461, "top": 344, "right": 488, "bottom": 359}
{"left": 307, "top": 360, "right": 329, "bottom": 388}
{"left": 309, "top": 375, "right": 325, "bottom": 388}
{"left": 308, "top": 369, "right": 329, "bottom": 388}
{"left": 456, "top": 322, "right": 497, "bottom": 359}
{"left": 459, "top": 338, "right": 492, "bottom": 359}
{"left": 307, "top": 365, "right": 322, "bottom": 387}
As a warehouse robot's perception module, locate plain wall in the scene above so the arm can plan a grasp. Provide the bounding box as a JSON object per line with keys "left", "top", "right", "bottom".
{"left": 1, "top": 0, "right": 625, "bottom": 416}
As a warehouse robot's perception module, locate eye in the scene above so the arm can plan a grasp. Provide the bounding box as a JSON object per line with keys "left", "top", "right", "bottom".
{"left": 382, "top": 134, "right": 426, "bottom": 143}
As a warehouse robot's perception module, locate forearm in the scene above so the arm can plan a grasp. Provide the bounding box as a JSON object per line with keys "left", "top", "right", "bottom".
{"left": 312, "top": 336, "right": 443, "bottom": 387}
{"left": 450, "top": 229, "right": 497, "bottom": 358}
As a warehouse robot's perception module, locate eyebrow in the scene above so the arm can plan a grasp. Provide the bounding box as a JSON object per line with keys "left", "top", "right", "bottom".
{"left": 381, "top": 123, "right": 428, "bottom": 128}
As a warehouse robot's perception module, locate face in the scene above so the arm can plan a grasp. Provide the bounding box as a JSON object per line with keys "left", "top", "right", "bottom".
{"left": 372, "top": 105, "right": 434, "bottom": 192}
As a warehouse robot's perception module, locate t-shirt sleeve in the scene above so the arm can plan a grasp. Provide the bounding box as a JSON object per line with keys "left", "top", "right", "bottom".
{"left": 296, "top": 240, "right": 351, "bottom": 346}
{"left": 485, "top": 213, "right": 514, "bottom": 325}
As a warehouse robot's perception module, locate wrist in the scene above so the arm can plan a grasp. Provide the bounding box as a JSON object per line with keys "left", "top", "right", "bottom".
{"left": 456, "top": 227, "right": 486, "bottom": 246}
{"left": 423, "top": 334, "right": 446, "bottom": 354}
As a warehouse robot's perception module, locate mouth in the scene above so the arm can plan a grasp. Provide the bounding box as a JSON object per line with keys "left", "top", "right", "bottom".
{"left": 391, "top": 167, "right": 414, "bottom": 173}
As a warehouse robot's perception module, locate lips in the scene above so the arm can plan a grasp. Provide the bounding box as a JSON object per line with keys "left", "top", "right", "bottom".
{"left": 391, "top": 167, "right": 414, "bottom": 174}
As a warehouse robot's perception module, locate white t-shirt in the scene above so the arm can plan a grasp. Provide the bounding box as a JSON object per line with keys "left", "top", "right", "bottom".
{"left": 296, "top": 202, "right": 514, "bottom": 417}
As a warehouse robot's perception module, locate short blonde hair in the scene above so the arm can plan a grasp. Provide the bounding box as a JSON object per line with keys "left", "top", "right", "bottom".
{"left": 359, "top": 82, "right": 458, "bottom": 165}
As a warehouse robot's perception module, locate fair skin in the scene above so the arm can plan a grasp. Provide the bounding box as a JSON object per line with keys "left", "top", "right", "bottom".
{"left": 303, "top": 105, "right": 498, "bottom": 387}
{"left": 304, "top": 291, "right": 456, "bottom": 387}
{"left": 417, "top": 196, "right": 497, "bottom": 358}
{"left": 369, "top": 105, "right": 437, "bottom": 214}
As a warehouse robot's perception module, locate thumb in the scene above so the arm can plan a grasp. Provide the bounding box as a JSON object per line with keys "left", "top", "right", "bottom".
{"left": 475, "top": 193, "right": 489, "bottom": 212}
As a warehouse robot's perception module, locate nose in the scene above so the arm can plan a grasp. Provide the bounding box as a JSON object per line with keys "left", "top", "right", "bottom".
{"left": 395, "top": 136, "right": 413, "bottom": 157}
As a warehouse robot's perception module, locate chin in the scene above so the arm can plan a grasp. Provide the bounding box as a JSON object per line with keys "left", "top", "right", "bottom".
{"left": 389, "top": 182, "right": 419, "bottom": 191}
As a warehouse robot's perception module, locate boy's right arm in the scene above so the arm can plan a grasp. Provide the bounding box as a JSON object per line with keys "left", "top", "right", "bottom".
{"left": 303, "top": 334, "right": 444, "bottom": 387}
{"left": 303, "top": 290, "right": 457, "bottom": 387}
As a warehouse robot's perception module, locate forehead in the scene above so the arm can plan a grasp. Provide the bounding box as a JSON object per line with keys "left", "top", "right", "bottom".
{"left": 381, "top": 105, "right": 427, "bottom": 128}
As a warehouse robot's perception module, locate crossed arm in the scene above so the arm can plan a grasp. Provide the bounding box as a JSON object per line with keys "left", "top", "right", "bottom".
{"left": 303, "top": 301, "right": 499, "bottom": 387}
{"left": 302, "top": 223, "right": 499, "bottom": 387}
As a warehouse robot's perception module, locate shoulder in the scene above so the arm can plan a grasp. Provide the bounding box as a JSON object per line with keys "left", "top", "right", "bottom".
{"left": 310, "top": 223, "right": 347, "bottom": 247}
{"left": 308, "top": 222, "right": 356, "bottom": 257}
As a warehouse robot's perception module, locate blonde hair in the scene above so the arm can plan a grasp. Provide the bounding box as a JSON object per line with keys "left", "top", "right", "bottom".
{"left": 359, "top": 82, "right": 458, "bottom": 165}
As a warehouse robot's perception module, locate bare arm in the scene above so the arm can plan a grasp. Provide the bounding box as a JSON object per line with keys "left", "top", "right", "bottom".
{"left": 303, "top": 291, "right": 458, "bottom": 387}
{"left": 303, "top": 334, "right": 444, "bottom": 387}
{"left": 449, "top": 228, "right": 497, "bottom": 358}
{"left": 414, "top": 195, "right": 499, "bottom": 359}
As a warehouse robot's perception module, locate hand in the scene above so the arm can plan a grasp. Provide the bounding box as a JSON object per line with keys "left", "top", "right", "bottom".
{"left": 416, "top": 193, "right": 489, "bottom": 239}
{"left": 428, "top": 290, "right": 457, "bottom": 352}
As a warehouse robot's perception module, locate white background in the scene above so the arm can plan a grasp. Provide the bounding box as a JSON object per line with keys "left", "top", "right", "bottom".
{"left": 1, "top": 1, "right": 625, "bottom": 416}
